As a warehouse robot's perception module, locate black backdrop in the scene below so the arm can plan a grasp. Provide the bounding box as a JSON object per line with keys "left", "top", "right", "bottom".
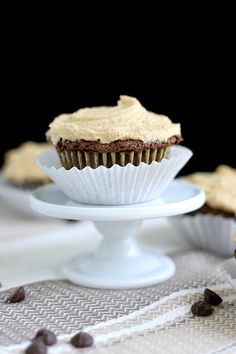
{"left": 1, "top": 70, "right": 235, "bottom": 175}
{"left": 1, "top": 21, "right": 235, "bottom": 175}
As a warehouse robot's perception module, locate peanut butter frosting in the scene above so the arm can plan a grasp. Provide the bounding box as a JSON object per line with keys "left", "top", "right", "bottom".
{"left": 2, "top": 142, "right": 51, "bottom": 184}
{"left": 184, "top": 165, "right": 236, "bottom": 216}
{"left": 46, "top": 96, "right": 181, "bottom": 145}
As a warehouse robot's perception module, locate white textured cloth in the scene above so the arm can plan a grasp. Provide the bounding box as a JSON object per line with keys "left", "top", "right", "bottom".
{"left": 0, "top": 198, "right": 235, "bottom": 354}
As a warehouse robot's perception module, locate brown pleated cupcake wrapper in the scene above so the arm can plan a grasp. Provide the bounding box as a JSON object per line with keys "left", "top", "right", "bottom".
{"left": 57, "top": 147, "right": 170, "bottom": 170}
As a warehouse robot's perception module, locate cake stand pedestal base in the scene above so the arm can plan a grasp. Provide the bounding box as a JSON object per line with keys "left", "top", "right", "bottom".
{"left": 63, "top": 221, "right": 175, "bottom": 289}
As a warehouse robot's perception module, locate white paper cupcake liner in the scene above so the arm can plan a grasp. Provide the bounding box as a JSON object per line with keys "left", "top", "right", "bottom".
{"left": 222, "top": 259, "right": 236, "bottom": 289}
{"left": 37, "top": 145, "right": 192, "bottom": 205}
{"left": 0, "top": 177, "right": 46, "bottom": 218}
{"left": 170, "top": 214, "right": 236, "bottom": 257}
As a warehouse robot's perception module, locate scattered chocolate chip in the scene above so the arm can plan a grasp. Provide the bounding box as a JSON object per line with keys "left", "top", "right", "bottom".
{"left": 204, "top": 288, "right": 223, "bottom": 306}
{"left": 35, "top": 329, "right": 57, "bottom": 346}
{"left": 25, "top": 339, "right": 47, "bottom": 354}
{"left": 191, "top": 301, "right": 214, "bottom": 316}
{"left": 6, "top": 286, "right": 25, "bottom": 303}
{"left": 71, "top": 331, "right": 94, "bottom": 348}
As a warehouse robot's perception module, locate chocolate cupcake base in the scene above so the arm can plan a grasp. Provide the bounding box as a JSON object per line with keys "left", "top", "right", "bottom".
{"left": 189, "top": 204, "right": 235, "bottom": 218}
{"left": 7, "top": 180, "right": 48, "bottom": 191}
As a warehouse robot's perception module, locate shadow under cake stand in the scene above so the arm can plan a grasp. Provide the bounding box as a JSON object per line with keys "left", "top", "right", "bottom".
{"left": 30, "top": 180, "right": 205, "bottom": 289}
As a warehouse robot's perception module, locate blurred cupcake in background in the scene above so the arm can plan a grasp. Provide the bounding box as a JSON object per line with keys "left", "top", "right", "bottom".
{"left": 233, "top": 231, "right": 236, "bottom": 263}
{"left": 170, "top": 165, "right": 236, "bottom": 256}
{"left": 222, "top": 231, "right": 236, "bottom": 290}
{"left": 234, "top": 231, "right": 236, "bottom": 259}
{"left": 2, "top": 141, "right": 50, "bottom": 188}
{"left": 0, "top": 141, "right": 51, "bottom": 216}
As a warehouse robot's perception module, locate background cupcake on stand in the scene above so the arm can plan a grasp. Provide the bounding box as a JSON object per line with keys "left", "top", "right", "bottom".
{"left": 0, "top": 141, "right": 51, "bottom": 217}
{"left": 38, "top": 95, "right": 193, "bottom": 205}
{"left": 170, "top": 165, "right": 236, "bottom": 256}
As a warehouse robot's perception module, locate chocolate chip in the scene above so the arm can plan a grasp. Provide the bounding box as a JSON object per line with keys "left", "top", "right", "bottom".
{"left": 71, "top": 331, "right": 94, "bottom": 348}
{"left": 204, "top": 288, "right": 223, "bottom": 306}
{"left": 35, "top": 329, "right": 57, "bottom": 346}
{"left": 6, "top": 286, "right": 25, "bottom": 303}
{"left": 191, "top": 301, "right": 214, "bottom": 316}
{"left": 25, "top": 340, "right": 47, "bottom": 354}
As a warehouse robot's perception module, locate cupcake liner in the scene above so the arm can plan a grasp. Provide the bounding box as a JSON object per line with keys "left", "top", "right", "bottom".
{"left": 37, "top": 145, "right": 192, "bottom": 205}
{"left": 222, "top": 259, "right": 236, "bottom": 289}
{"left": 57, "top": 146, "right": 170, "bottom": 169}
{"left": 0, "top": 177, "right": 47, "bottom": 218}
{"left": 170, "top": 214, "right": 236, "bottom": 256}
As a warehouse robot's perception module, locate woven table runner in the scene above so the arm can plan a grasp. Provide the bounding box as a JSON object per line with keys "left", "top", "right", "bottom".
{"left": 0, "top": 251, "right": 235, "bottom": 354}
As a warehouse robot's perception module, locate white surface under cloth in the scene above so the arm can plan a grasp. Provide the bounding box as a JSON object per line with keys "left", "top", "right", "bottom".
{"left": 0, "top": 196, "right": 188, "bottom": 291}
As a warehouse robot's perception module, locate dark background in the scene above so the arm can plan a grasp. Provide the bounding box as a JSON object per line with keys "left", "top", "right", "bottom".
{"left": 1, "top": 13, "right": 235, "bottom": 175}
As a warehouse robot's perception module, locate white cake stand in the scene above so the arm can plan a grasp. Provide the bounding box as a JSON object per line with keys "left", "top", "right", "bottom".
{"left": 30, "top": 180, "right": 205, "bottom": 289}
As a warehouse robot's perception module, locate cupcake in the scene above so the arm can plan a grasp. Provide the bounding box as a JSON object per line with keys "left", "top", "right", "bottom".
{"left": 184, "top": 165, "right": 236, "bottom": 218}
{"left": 233, "top": 232, "right": 236, "bottom": 258}
{"left": 170, "top": 165, "right": 236, "bottom": 256}
{"left": 2, "top": 141, "right": 51, "bottom": 188}
{"left": 46, "top": 96, "right": 182, "bottom": 169}
{"left": 0, "top": 142, "right": 51, "bottom": 216}
{"left": 223, "top": 231, "right": 236, "bottom": 289}
{"left": 38, "top": 96, "right": 192, "bottom": 205}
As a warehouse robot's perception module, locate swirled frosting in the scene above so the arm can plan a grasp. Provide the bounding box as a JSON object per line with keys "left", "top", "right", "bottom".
{"left": 2, "top": 142, "right": 51, "bottom": 184}
{"left": 184, "top": 165, "right": 236, "bottom": 216}
{"left": 46, "top": 96, "right": 181, "bottom": 145}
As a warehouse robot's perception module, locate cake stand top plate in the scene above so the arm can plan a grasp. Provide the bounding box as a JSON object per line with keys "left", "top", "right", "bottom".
{"left": 30, "top": 180, "right": 205, "bottom": 221}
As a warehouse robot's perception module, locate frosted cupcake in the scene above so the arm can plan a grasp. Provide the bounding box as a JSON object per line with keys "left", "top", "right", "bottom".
{"left": 170, "top": 165, "right": 236, "bottom": 256}
{"left": 185, "top": 165, "right": 236, "bottom": 218}
{"left": 2, "top": 141, "right": 50, "bottom": 188}
{"left": 234, "top": 233, "right": 236, "bottom": 258}
{"left": 39, "top": 96, "right": 191, "bottom": 205}
{"left": 0, "top": 142, "right": 51, "bottom": 216}
{"left": 46, "top": 96, "right": 182, "bottom": 169}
